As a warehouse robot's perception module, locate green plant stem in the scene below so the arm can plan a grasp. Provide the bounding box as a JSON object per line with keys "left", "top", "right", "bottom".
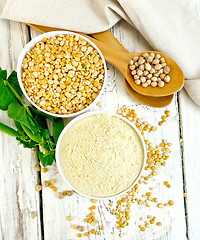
{"left": 20, "top": 124, "right": 49, "bottom": 155}
{"left": 0, "top": 122, "right": 21, "bottom": 137}
{"left": 5, "top": 80, "right": 25, "bottom": 106}
{"left": 5, "top": 80, "right": 37, "bottom": 126}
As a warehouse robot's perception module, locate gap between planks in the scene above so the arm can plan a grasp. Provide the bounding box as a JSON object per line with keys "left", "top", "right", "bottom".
{"left": 27, "top": 25, "right": 45, "bottom": 240}
{"left": 177, "top": 91, "right": 189, "bottom": 240}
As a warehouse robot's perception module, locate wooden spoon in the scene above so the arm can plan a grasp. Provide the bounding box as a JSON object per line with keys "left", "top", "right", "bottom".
{"left": 27, "top": 24, "right": 173, "bottom": 107}
{"left": 88, "top": 43, "right": 184, "bottom": 98}
{"left": 26, "top": 24, "right": 181, "bottom": 99}
{"left": 91, "top": 31, "right": 174, "bottom": 107}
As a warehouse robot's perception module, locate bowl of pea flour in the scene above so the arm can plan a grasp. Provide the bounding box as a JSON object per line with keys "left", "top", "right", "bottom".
{"left": 56, "top": 112, "right": 145, "bottom": 199}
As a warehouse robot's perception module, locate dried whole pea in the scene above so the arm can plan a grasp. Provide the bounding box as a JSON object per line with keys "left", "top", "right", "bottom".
{"left": 35, "top": 184, "right": 42, "bottom": 191}
{"left": 142, "top": 52, "right": 149, "bottom": 58}
{"left": 164, "top": 66, "right": 171, "bottom": 74}
{"left": 138, "top": 58, "right": 145, "bottom": 65}
{"left": 129, "top": 52, "right": 172, "bottom": 88}
{"left": 142, "top": 82, "right": 148, "bottom": 88}
{"left": 164, "top": 75, "right": 171, "bottom": 83}
{"left": 137, "top": 69, "right": 143, "bottom": 76}
{"left": 140, "top": 77, "right": 146, "bottom": 83}
{"left": 129, "top": 65, "right": 135, "bottom": 70}
{"left": 129, "top": 59, "right": 134, "bottom": 65}
{"left": 160, "top": 73, "right": 166, "bottom": 80}
{"left": 154, "top": 64, "right": 162, "bottom": 70}
{"left": 151, "top": 82, "right": 157, "bottom": 87}
{"left": 146, "top": 80, "right": 151, "bottom": 85}
{"left": 146, "top": 55, "right": 154, "bottom": 62}
{"left": 131, "top": 70, "right": 136, "bottom": 75}
{"left": 145, "top": 63, "right": 151, "bottom": 71}
{"left": 139, "top": 64, "right": 145, "bottom": 71}
{"left": 34, "top": 166, "right": 41, "bottom": 172}
{"left": 158, "top": 81, "right": 165, "bottom": 88}
{"left": 152, "top": 59, "right": 159, "bottom": 65}
{"left": 160, "top": 58, "right": 165, "bottom": 63}
{"left": 150, "top": 52, "right": 155, "bottom": 58}
{"left": 155, "top": 54, "right": 161, "bottom": 59}
{"left": 135, "top": 62, "right": 139, "bottom": 67}
{"left": 147, "top": 74, "right": 153, "bottom": 79}
{"left": 151, "top": 77, "right": 157, "bottom": 82}
{"left": 133, "top": 56, "right": 139, "bottom": 61}
{"left": 135, "top": 80, "right": 141, "bottom": 85}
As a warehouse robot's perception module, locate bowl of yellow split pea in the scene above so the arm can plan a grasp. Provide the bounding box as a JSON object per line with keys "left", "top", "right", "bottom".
{"left": 17, "top": 31, "right": 107, "bottom": 118}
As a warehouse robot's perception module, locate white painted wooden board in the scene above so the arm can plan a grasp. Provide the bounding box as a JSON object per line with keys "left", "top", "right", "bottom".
{"left": 178, "top": 0, "right": 200, "bottom": 239}
{"left": 0, "top": 20, "right": 42, "bottom": 239}
{"left": 30, "top": 21, "right": 187, "bottom": 239}
{"left": 179, "top": 90, "right": 200, "bottom": 240}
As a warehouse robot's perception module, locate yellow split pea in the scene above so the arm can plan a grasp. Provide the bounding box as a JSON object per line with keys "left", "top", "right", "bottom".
{"left": 21, "top": 34, "right": 105, "bottom": 115}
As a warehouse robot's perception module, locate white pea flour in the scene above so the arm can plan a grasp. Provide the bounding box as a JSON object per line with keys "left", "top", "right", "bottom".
{"left": 59, "top": 114, "right": 144, "bottom": 198}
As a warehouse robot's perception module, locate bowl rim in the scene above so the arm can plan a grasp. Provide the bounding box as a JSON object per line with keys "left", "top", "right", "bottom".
{"left": 56, "top": 111, "right": 146, "bottom": 200}
{"left": 17, "top": 30, "right": 107, "bottom": 118}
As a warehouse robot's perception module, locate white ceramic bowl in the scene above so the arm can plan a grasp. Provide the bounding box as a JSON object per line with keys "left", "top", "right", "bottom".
{"left": 17, "top": 31, "right": 107, "bottom": 118}
{"left": 56, "top": 111, "right": 146, "bottom": 200}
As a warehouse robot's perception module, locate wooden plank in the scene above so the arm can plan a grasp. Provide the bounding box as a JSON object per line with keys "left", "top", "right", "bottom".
{"left": 178, "top": 89, "right": 200, "bottom": 240}
{"left": 178, "top": 0, "right": 200, "bottom": 239}
{"left": 0, "top": 20, "right": 42, "bottom": 240}
{"left": 108, "top": 21, "right": 187, "bottom": 240}
{"left": 30, "top": 21, "right": 187, "bottom": 239}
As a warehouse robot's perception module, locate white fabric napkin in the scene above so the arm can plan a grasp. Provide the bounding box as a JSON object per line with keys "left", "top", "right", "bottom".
{"left": 1, "top": 0, "right": 200, "bottom": 105}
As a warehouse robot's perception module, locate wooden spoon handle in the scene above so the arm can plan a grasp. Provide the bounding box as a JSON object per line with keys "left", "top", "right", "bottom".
{"left": 91, "top": 31, "right": 128, "bottom": 52}
{"left": 27, "top": 24, "right": 127, "bottom": 52}
{"left": 26, "top": 24, "right": 129, "bottom": 75}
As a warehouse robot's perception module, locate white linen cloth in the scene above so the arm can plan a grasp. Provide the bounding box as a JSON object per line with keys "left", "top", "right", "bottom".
{"left": 1, "top": 0, "right": 200, "bottom": 105}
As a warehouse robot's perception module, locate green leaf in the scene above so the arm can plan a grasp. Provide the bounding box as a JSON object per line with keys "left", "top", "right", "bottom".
{"left": 8, "top": 70, "right": 23, "bottom": 97}
{"left": 17, "top": 135, "right": 38, "bottom": 148}
{"left": 0, "top": 67, "right": 58, "bottom": 163}
{"left": 15, "top": 121, "right": 25, "bottom": 134}
{"left": 48, "top": 139, "right": 56, "bottom": 150}
{"left": 0, "top": 69, "right": 22, "bottom": 110}
{"left": 30, "top": 106, "right": 55, "bottom": 122}
{"left": 41, "top": 129, "right": 50, "bottom": 140}
{"left": 39, "top": 151, "right": 55, "bottom": 167}
{"left": 0, "top": 69, "right": 7, "bottom": 79}
{"left": 40, "top": 139, "right": 55, "bottom": 153}
{"left": 53, "top": 118, "right": 64, "bottom": 142}
{"left": 0, "top": 67, "right": 57, "bottom": 166}
{"left": 8, "top": 102, "right": 38, "bottom": 134}
{"left": 0, "top": 77, "right": 17, "bottom": 110}
{"left": 30, "top": 110, "right": 48, "bottom": 130}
